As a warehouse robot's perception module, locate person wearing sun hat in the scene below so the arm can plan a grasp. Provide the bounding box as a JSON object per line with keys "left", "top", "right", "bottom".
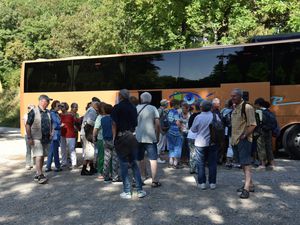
{"left": 156, "top": 99, "right": 169, "bottom": 163}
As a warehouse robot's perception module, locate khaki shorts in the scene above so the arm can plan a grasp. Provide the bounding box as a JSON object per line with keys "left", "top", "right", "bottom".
{"left": 32, "top": 139, "right": 49, "bottom": 157}
{"left": 81, "top": 135, "right": 95, "bottom": 160}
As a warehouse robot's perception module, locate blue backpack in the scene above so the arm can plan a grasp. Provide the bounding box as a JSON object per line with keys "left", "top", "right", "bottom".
{"left": 262, "top": 109, "right": 280, "bottom": 137}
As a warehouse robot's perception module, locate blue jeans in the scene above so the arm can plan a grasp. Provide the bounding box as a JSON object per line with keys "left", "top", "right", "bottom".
{"left": 195, "top": 145, "right": 218, "bottom": 184}
{"left": 46, "top": 140, "right": 61, "bottom": 169}
{"left": 167, "top": 133, "right": 183, "bottom": 158}
{"left": 118, "top": 153, "right": 143, "bottom": 193}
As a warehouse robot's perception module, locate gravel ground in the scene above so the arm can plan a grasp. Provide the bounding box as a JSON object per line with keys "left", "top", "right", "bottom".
{"left": 0, "top": 127, "right": 300, "bottom": 225}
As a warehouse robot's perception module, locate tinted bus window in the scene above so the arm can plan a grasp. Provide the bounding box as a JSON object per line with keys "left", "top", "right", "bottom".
{"left": 223, "top": 45, "right": 272, "bottom": 83}
{"left": 125, "top": 53, "right": 179, "bottom": 89}
{"left": 74, "top": 57, "right": 125, "bottom": 91}
{"left": 24, "top": 61, "right": 72, "bottom": 92}
{"left": 179, "top": 49, "right": 223, "bottom": 88}
{"left": 272, "top": 42, "right": 300, "bottom": 85}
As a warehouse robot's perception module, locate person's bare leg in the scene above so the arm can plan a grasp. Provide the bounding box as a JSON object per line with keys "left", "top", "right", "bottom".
{"left": 149, "top": 159, "right": 158, "bottom": 182}
{"left": 35, "top": 156, "right": 43, "bottom": 175}
{"left": 139, "top": 159, "right": 147, "bottom": 178}
{"left": 243, "top": 165, "right": 253, "bottom": 190}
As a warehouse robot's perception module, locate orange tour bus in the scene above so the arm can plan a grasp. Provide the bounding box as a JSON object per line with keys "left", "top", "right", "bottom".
{"left": 20, "top": 38, "right": 300, "bottom": 158}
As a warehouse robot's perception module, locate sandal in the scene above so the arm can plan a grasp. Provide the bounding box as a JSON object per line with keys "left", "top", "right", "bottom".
{"left": 240, "top": 189, "right": 250, "bottom": 199}
{"left": 237, "top": 185, "right": 255, "bottom": 192}
{"left": 151, "top": 181, "right": 162, "bottom": 188}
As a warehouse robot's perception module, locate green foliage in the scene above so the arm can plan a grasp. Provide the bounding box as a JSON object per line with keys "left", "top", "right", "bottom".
{"left": 0, "top": 0, "right": 299, "bottom": 125}
{"left": 0, "top": 86, "right": 20, "bottom": 127}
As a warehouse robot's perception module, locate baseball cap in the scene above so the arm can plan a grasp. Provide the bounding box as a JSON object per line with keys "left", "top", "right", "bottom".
{"left": 160, "top": 99, "right": 169, "bottom": 106}
{"left": 38, "top": 94, "right": 53, "bottom": 102}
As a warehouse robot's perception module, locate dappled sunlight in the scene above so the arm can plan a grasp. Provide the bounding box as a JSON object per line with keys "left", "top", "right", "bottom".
{"left": 200, "top": 207, "right": 224, "bottom": 224}
{"left": 255, "top": 192, "right": 279, "bottom": 199}
{"left": 0, "top": 216, "right": 17, "bottom": 223}
{"left": 182, "top": 175, "right": 197, "bottom": 185}
{"left": 67, "top": 210, "right": 81, "bottom": 218}
{"left": 99, "top": 184, "right": 120, "bottom": 192}
{"left": 115, "top": 217, "right": 133, "bottom": 225}
{"left": 238, "top": 198, "right": 259, "bottom": 210}
{"left": 176, "top": 208, "right": 194, "bottom": 216}
{"left": 153, "top": 210, "right": 171, "bottom": 222}
{"left": 280, "top": 183, "right": 300, "bottom": 195}
{"left": 1, "top": 182, "right": 35, "bottom": 198}
{"left": 258, "top": 185, "right": 272, "bottom": 191}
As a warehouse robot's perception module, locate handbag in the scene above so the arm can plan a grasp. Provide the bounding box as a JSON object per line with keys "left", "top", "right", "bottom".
{"left": 114, "top": 131, "right": 138, "bottom": 159}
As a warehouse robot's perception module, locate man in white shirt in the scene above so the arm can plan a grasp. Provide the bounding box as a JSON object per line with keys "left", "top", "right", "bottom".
{"left": 136, "top": 92, "right": 161, "bottom": 188}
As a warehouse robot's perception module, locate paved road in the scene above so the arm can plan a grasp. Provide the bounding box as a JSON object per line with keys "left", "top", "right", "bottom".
{"left": 0, "top": 128, "right": 300, "bottom": 225}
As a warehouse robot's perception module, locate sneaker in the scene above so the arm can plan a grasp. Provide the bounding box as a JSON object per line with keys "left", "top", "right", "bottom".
{"left": 81, "top": 169, "right": 93, "bottom": 176}
{"left": 37, "top": 174, "right": 48, "bottom": 184}
{"left": 120, "top": 192, "right": 132, "bottom": 199}
{"left": 90, "top": 167, "right": 98, "bottom": 174}
{"left": 157, "top": 158, "right": 166, "bottom": 164}
{"left": 104, "top": 178, "right": 112, "bottom": 184}
{"left": 256, "top": 166, "right": 266, "bottom": 171}
{"left": 112, "top": 177, "right": 122, "bottom": 183}
{"left": 45, "top": 168, "right": 52, "bottom": 173}
{"left": 210, "top": 183, "right": 216, "bottom": 190}
{"left": 25, "top": 166, "right": 32, "bottom": 170}
{"left": 198, "top": 183, "right": 206, "bottom": 190}
{"left": 54, "top": 168, "right": 62, "bottom": 172}
{"left": 34, "top": 174, "right": 39, "bottom": 181}
{"left": 137, "top": 190, "right": 147, "bottom": 198}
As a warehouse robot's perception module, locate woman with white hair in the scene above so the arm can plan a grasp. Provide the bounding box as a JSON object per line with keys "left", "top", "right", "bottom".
{"left": 167, "top": 99, "right": 183, "bottom": 169}
{"left": 191, "top": 100, "right": 219, "bottom": 190}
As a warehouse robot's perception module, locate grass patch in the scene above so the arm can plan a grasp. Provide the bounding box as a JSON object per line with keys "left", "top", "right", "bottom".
{"left": 0, "top": 87, "right": 20, "bottom": 128}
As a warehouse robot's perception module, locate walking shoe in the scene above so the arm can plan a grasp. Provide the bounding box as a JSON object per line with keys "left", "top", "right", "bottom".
{"left": 37, "top": 174, "right": 48, "bottom": 184}
{"left": 198, "top": 183, "right": 206, "bottom": 190}
{"left": 81, "top": 169, "right": 93, "bottom": 176}
{"left": 25, "top": 166, "right": 32, "bottom": 170}
{"left": 90, "top": 167, "right": 98, "bottom": 174}
{"left": 173, "top": 164, "right": 184, "bottom": 169}
{"left": 112, "top": 177, "right": 122, "bottom": 183}
{"left": 54, "top": 168, "right": 62, "bottom": 172}
{"left": 45, "top": 168, "right": 52, "bottom": 173}
{"left": 34, "top": 174, "right": 39, "bottom": 181}
{"left": 210, "top": 183, "right": 216, "bottom": 190}
{"left": 120, "top": 192, "right": 132, "bottom": 199}
{"left": 157, "top": 158, "right": 166, "bottom": 164}
{"left": 137, "top": 190, "right": 147, "bottom": 198}
{"left": 104, "top": 178, "right": 112, "bottom": 184}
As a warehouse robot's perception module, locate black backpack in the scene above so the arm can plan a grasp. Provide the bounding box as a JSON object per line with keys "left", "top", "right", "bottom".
{"left": 209, "top": 113, "right": 225, "bottom": 145}
{"left": 159, "top": 108, "right": 170, "bottom": 132}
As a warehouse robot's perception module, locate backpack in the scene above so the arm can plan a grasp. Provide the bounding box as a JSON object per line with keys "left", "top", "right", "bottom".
{"left": 262, "top": 109, "right": 280, "bottom": 137}
{"left": 241, "top": 101, "right": 261, "bottom": 127}
{"left": 209, "top": 113, "right": 225, "bottom": 145}
{"left": 159, "top": 108, "right": 170, "bottom": 132}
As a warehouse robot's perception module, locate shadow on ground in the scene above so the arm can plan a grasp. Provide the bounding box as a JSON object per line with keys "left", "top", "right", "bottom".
{"left": 0, "top": 154, "right": 300, "bottom": 225}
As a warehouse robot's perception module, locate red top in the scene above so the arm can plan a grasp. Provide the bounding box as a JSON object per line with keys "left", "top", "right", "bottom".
{"left": 60, "top": 113, "right": 76, "bottom": 138}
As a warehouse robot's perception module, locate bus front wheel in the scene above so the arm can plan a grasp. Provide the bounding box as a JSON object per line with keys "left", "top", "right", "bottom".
{"left": 282, "top": 124, "right": 300, "bottom": 159}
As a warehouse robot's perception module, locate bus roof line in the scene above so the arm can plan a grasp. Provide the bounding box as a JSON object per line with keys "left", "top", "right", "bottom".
{"left": 23, "top": 38, "right": 300, "bottom": 64}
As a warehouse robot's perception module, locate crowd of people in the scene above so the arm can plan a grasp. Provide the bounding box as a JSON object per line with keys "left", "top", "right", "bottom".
{"left": 24, "top": 88, "right": 279, "bottom": 199}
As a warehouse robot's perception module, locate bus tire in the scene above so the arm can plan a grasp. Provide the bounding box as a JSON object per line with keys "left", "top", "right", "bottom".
{"left": 282, "top": 124, "right": 300, "bottom": 159}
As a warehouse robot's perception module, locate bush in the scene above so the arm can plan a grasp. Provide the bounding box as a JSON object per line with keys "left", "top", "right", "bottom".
{"left": 0, "top": 87, "right": 20, "bottom": 127}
